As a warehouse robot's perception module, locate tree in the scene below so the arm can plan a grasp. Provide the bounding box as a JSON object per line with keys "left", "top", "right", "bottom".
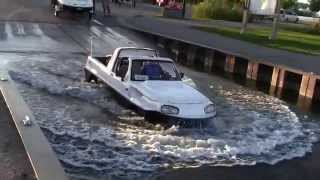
{"left": 282, "top": 0, "right": 298, "bottom": 9}
{"left": 309, "top": 0, "right": 320, "bottom": 12}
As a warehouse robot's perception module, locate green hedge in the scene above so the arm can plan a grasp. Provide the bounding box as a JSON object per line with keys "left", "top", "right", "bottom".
{"left": 192, "top": 0, "right": 243, "bottom": 22}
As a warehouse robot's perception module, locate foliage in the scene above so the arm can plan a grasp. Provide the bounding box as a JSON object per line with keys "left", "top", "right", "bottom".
{"left": 297, "top": 2, "right": 309, "bottom": 9}
{"left": 309, "top": 0, "right": 320, "bottom": 12}
{"left": 296, "top": 10, "right": 314, "bottom": 17}
{"left": 281, "top": 0, "right": 298, "bottom": 9}
{"left": 192, "top": 0, "right": 243, "bottom": 22}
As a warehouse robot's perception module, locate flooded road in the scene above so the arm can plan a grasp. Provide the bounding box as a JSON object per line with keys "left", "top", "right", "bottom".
{"left": 1, "top": 19, "right": 320, "bottom": 180}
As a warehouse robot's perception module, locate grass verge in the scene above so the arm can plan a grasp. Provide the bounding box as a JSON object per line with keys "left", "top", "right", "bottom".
{"left": 194, "top": 26, "right": 320, "bottom": 55}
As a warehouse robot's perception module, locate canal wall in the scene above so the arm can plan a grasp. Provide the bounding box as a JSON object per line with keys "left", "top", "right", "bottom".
{"left": 162, "top": 36, "right": 320, "bottom": 102}
{"left": 0, "top": 71, "right": 69, "bottom": 180}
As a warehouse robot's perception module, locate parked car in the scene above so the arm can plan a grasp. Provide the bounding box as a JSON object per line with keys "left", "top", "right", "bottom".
{"left": 280, "top": 9, "right": 299, "bottom": 23}
{"left": 51, "top": 0, "right": 94, "bottom": 19}
{"left": 84, "top": 47, "right": 216, "bottom": 126}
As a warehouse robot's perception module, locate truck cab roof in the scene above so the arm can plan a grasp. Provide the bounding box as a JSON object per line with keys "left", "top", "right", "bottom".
{"left": 126, "top": 56, "right": 174, "bottom": 62}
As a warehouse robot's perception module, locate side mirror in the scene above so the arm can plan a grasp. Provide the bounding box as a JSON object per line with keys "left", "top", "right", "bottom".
{"left": 180, "top": 72, "right": 184, "bottom": 79}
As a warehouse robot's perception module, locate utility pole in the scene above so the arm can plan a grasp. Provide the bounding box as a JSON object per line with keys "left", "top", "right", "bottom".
{"left": 240, "top": 0, "right": 250, "bottom": 34}
{"left": 270, "top": 0, "right": 281, "bottom": 40}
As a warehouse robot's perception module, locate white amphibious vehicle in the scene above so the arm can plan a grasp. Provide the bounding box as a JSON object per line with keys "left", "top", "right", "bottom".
{"left": 84, "top": 47, "right": 216, "bottom": 124}
{"left": 51, "top": 0, "right": 94, "bottom": 19}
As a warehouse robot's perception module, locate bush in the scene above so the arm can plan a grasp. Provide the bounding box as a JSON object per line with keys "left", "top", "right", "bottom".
{"left": 192, "top": 0, "right": 243, "bottom": 22}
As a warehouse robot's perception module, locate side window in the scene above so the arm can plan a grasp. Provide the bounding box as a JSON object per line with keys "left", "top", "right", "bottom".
{"left": 105, "top": 56, "right": 111, "bottom": 66}
{"left": 112, "top": 58, "right": 121, "bottom": 73}
{"left": 96, "top": 56, "right": 111, "bottom": 66}
{"left": 115, "top": 58, "right": 129, "bottom": 79}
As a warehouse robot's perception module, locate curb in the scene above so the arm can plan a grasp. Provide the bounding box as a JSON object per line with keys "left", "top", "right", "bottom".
{"left": 0, "top": 71, "right": 69, "bottom": 180}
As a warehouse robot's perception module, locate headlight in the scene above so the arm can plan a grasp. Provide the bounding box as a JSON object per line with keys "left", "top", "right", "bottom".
{"left": 161, "top": 105, "right": 179, "bottom": 115}
{"left": 204, "top": 104, "right": 215, "bottom": 114}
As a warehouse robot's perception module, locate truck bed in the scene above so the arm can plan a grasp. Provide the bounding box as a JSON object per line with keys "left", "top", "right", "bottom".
{"left": 94, "top": 56, "right": 111, "bottom": 66}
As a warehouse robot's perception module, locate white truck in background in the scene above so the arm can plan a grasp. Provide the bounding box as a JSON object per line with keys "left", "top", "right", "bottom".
{"left": 51, "top": 0, "right": 94, "bottom": 19}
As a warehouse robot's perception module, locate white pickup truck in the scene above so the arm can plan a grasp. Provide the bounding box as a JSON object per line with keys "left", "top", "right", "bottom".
{"left": 51, "top": 0, "right": 94, "bottom": 19}
{"left": 84, "top": 47, "right": 216, "bottom": 126}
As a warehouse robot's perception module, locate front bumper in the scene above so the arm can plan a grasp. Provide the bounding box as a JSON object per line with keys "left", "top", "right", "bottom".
{"left": 167, "top": 116, "right": 214, "bottom": 128}
{"left": 146, "top": 111, "right": 216, "bottom": 128}
{"left": 57, "top": 3, "right": 93, "bottom": 12}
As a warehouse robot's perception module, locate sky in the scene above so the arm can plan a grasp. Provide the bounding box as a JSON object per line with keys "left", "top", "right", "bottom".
{"left": 298, "top": 0, "right": 308, "bottom": 4}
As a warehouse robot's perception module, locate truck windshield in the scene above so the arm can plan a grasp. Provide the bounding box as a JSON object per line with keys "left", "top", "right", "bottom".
{"left": 131, "top": 60, "right": 180, "bottom": 81}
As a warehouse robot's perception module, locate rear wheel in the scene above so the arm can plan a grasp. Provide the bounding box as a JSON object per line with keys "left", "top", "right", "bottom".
{"left": 84, "top": 69, "right": 97, "bottom": 83}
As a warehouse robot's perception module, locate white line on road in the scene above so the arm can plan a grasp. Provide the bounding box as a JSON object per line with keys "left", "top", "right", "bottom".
{"left": 92, "top": 19, "right": 103, "bottom": 26}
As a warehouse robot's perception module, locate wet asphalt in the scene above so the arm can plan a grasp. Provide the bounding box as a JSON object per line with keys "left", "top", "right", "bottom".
{"left": 1, "top": 0, "right": 320, "bottom": 180}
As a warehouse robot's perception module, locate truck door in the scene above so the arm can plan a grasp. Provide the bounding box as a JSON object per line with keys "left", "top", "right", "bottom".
{"left": 109, "top": 57, "right": 130, "bottom": 98}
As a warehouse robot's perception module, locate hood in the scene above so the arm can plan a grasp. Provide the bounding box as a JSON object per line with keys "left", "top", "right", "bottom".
{"left": 131, "top": 81, "right": 209, "bottom": 104}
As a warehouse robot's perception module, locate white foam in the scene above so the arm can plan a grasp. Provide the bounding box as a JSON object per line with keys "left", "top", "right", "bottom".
{"left": 9, "top": 70, "right": 125, "bottom": 115}
{"left": 6, "top": 56, "right": 320, "bottom": 179}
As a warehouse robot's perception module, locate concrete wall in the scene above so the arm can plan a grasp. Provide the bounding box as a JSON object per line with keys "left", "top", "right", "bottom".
{"left": 212, "top": 51, "right": 226, "bottom": 73}
{"left": 157, "top": 37, "right": 320, "bottom": 102}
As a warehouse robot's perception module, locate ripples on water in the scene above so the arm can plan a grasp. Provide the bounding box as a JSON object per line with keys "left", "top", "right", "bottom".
{"left": 3, "top": 54, "right": 320, "bottom": 180}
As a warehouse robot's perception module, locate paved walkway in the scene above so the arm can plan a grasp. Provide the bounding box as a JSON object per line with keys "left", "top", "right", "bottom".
{"left": 0, "top": 94, "right": 35, "bottom": 180}
{"left": 110, "top": 3, "right": 320, "bottom": 75}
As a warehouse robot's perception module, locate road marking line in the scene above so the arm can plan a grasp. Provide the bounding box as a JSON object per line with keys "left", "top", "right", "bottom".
{"left": 92, "top": 19, "right": 103, "bottom": 26}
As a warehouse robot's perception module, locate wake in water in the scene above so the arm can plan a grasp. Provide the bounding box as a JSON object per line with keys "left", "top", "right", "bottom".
{"left": 5, "top": 55, "right": 320, "bottom": 180}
